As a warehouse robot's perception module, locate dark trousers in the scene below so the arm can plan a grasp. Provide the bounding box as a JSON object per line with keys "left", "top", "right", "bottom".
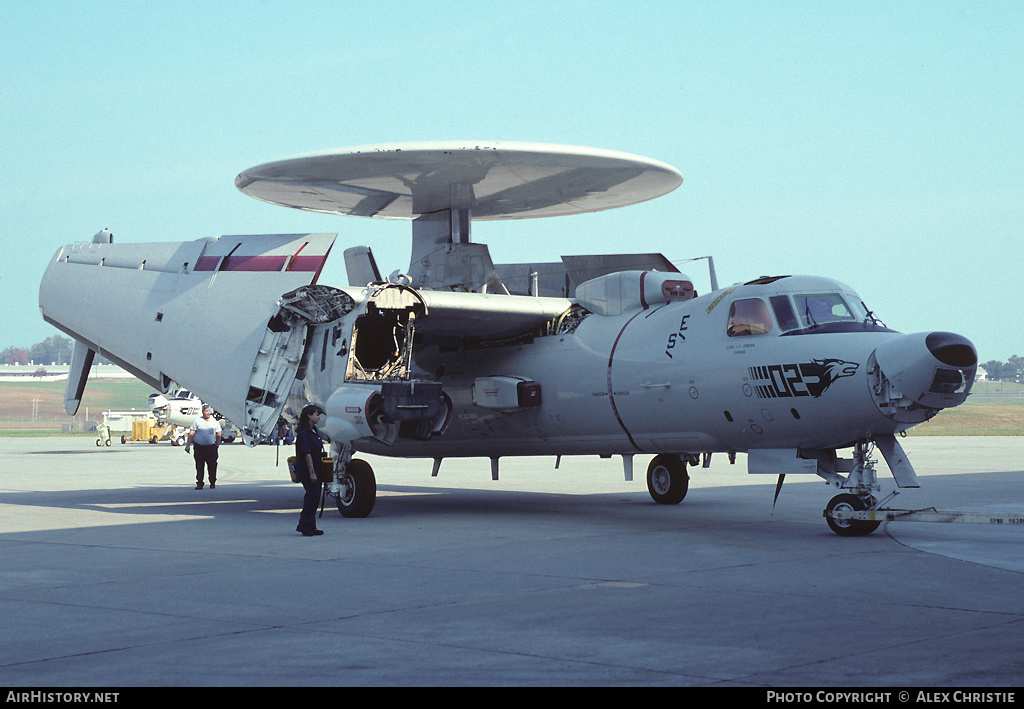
{"left": 297, "top": 478, "right": 322, "bottom": 533}
{"left": 193, "top": 444, "right": 218, "bottom": 485}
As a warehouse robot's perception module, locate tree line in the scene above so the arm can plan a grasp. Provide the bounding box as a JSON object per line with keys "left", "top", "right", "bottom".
{"left": 0, "top": 335, "right": 117, "bottom": 367}
{"left": 981, "top": 356, "right": 1023, "bottom": 383}
{"left": 1, "top": 335, "right": 75, "bottom": 366}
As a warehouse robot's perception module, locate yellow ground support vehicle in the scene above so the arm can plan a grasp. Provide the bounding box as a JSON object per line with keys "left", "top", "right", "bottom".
{"left": 120, "top": 418, "right": 172, "bottom": 444}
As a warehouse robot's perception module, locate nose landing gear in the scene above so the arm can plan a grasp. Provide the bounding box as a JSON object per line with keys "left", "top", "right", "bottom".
{"left": 824, "top": 493, "right": 881, "bottom": 536}
{"left": 821, "top": 440, "right": 883, "bottom": 536}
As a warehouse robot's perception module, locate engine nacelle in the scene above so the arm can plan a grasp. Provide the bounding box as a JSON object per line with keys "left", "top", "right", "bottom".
{"left": 323, "top": 384, "right": 382, "bottom": 443}
{"left": 323, "top": 380, "right": 451, "bottom": 446}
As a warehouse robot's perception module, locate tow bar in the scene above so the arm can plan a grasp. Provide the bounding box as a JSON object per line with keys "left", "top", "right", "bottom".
{"left": 830, "top": 508, "right": 1024, "bottom": 526}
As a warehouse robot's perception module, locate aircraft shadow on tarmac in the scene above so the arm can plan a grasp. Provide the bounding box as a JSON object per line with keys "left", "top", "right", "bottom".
{"left": 6, "top": 446, "right": 1024, "bottom": 574}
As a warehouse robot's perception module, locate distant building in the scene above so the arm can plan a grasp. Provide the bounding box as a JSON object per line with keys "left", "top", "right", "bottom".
{"left": 0, "top": 363, "right": 134, "bottom": 382}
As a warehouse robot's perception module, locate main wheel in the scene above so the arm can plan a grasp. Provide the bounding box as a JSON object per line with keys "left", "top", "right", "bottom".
{"left": 647, "top": 454, "right": 689, "bottom": 505}
{"left": 335, "top": 458, "right": 377, "bottom": 518}
{"left": 824, "top": 494, "right": 881, "bottom": 536}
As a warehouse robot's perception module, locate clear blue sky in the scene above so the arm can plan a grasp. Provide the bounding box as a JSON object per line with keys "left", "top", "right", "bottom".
{"left": 3, "top": 1, "right": 1021, "bottom": 362}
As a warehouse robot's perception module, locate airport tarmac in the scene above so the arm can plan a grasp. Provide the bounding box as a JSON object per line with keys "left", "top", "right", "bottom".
{"left": 0, "top": 436, "right": 1021, "bottom": 687}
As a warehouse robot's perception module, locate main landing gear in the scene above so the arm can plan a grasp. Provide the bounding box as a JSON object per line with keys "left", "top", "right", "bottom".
{"left": 646, "top": 454, "right": 691, "bottom": 505}
{"left": 320, "top": 445, "right": 377, "bottom": 519}
{"left": 334, "top": 458, "right": 376, "bottom": 518}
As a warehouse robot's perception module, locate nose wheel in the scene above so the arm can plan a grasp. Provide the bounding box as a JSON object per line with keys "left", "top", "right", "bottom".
{"left": 818, "top": 440, "right": 884, "bottom": 536}
{"left": 824, "top": 493, "right": 881, "bottom": 536}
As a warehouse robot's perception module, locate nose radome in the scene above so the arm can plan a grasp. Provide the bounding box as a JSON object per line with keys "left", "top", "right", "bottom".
{"left": 925, "top": 332, "right": 978, "bottom": 368}
{"left": 870, "top": 331, "right": 977, "bottom": 417}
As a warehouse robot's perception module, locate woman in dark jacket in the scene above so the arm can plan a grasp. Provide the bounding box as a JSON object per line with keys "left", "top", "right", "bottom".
{"left": 294, "top": 404, "right": 326, "bottom": 536}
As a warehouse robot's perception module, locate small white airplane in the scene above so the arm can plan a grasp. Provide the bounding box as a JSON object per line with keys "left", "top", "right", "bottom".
{"left": 39, "top": 142, "right": 977, "bottom": 535}
{"left": 147, "top": 389, "right": 239, "bottom": 445}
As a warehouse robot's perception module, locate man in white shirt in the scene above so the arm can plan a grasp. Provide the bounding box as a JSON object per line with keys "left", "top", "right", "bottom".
{"left": 185, "top": 405, "right": 222, "bottom": 489}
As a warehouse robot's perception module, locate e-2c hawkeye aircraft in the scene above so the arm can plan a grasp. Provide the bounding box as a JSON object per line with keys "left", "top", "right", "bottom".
{"left": 147, "top": 389, "right": 240, "bottom": 446}
{"left": 39, "top": 142, "right": 978, "bottom": 535}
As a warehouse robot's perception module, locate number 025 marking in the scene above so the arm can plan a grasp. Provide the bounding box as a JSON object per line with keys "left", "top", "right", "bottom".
{"left": 664, "top": 315, "right": 690, "bottom": 358}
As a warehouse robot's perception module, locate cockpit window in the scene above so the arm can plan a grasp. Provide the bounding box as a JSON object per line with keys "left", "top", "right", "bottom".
{"left": 794, "top": 293, "right": 855, "bottom": 328}
{"left": 769, "top": 296, "right": 799, "bottom": 332}
{"left": 770, "top": 291, "right": 892, "bottom": 336}
{"left": 727, "top": 298, "right": 773, "bottom": 337}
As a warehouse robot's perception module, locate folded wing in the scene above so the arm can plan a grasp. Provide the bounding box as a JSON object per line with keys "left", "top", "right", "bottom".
{"left": 39, "top": 232, "right": 336, "bottom": 438}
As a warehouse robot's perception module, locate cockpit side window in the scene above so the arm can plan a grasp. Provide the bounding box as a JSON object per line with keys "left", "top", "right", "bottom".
{"left": 769, "top": 296, "right": 799, "bottom": 332}
{"left": 727, "top": 298, "right": 773, "bottom": 337}
{"left": 795, "top": 293, "right": 855, "bottom": 327}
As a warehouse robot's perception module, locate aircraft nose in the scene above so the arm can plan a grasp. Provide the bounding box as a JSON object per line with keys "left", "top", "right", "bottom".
{"left": 869, "top": 331, "right": 977, "bottom": 419}
{"left": 925, "top": 331, "right": 978, "bottom": 368}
